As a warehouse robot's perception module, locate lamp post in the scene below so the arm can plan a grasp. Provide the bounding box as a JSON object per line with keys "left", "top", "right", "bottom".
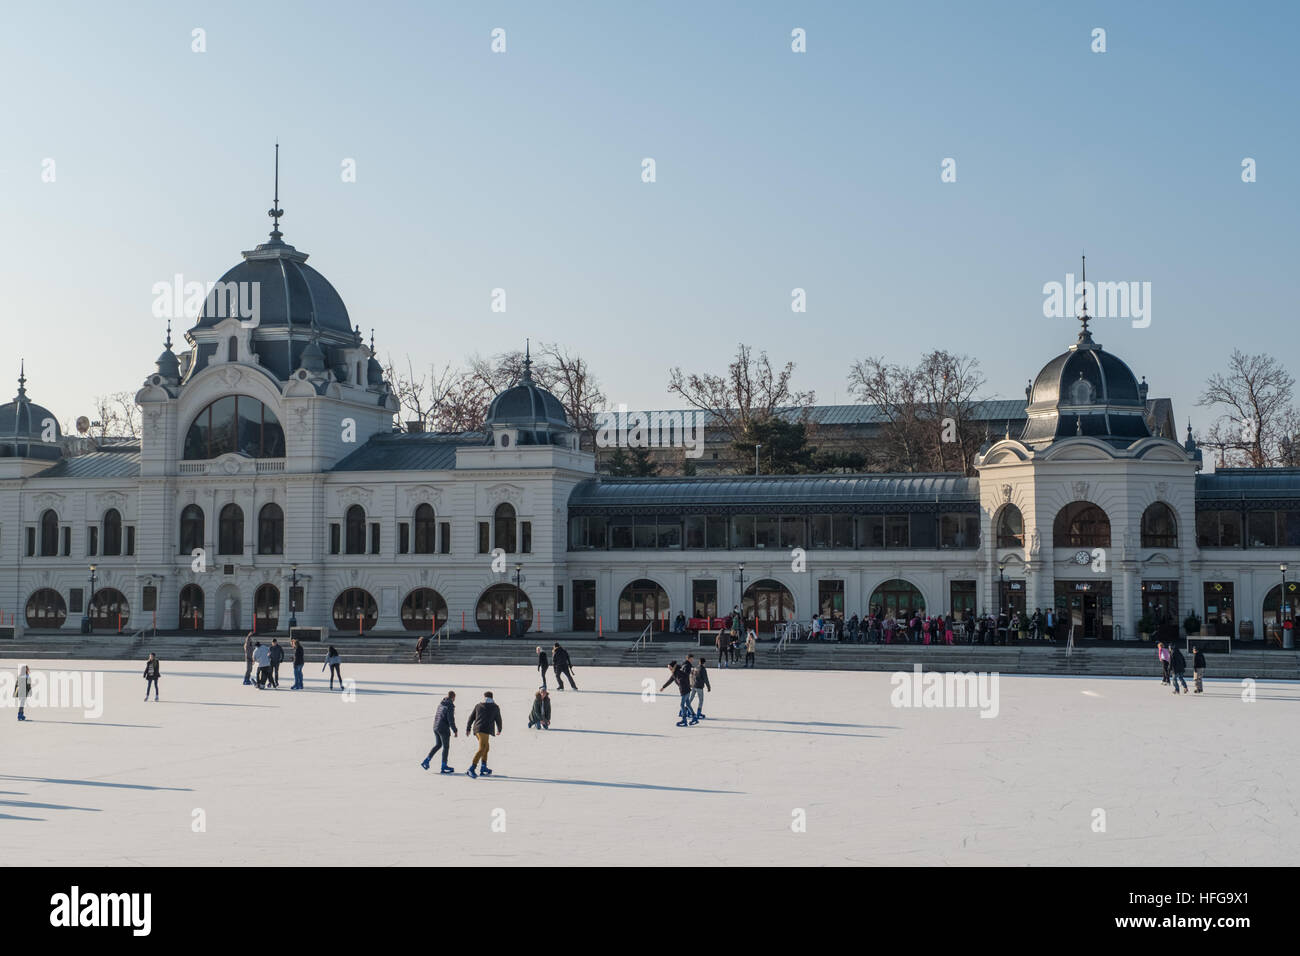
{"left": 754, "top": 444, "right": 762, "bottom": 477}
{"left": 85, "top": 563, "right": 97, "bottom": 634}
{"left": 737, "top": 561, "right": 746, "bottom": 632}
{"left": 288, "top": 564, "right": 299, "bottom": 630}
{"left": 1283, "top": 562, "right": 1292, "bottom": 649}
{"left": 514, "top": 562, "right": 524, "bottom": 636}
{"left": 997, "top": 561, "right": 1007, "bottom": 644}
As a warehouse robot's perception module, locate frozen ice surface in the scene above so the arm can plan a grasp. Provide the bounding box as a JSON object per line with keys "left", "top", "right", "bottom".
{"left": 2, "top": 660, "right": 1295, "bottom": 865}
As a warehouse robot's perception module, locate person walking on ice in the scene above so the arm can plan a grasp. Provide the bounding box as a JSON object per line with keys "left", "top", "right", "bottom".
{"left": 324, "top": 646, "right": 343, "bottom": 690}
{"left": 690, "top": 656, "right": 711, "bottom": 719}
{"left": 1193, "top": 645, "right": 1206, "bottom": 694}
{"left": 465, "top": 691, "right": 503, "bottom": 778}
{"left": 13, "top": 664, "right": 32, "bottom": 721}
{"left": 745, "top": 628, "right": 756, "bottom": 668}
{"left": 552, "top": 642, "right": 578, "bottom": 690}
{"left": 536, "top": 645, "right": 549, "bottom": 690}
{"left": 243, "top": 631, "right": 255, "bottom": 685}
{"left": 143, "top": 653, "right": 160, "bottom": 701}
{"left": 660, "top": 660, "right": 695, "bottom": 727}
{"left": 527, "top": 690, "right": 551, "bottom": 729}
{"left": 421, "top": 691, "right": 458, "bottom": 773}
{"left": 252, "top": 641, "right": 271, "bottom": 689}
{"left": 1170, "top": 644, "right": 1189, "bottom": 695}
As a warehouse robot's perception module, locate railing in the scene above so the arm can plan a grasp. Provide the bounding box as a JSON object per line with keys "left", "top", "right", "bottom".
{"left": 128, "top": 625, "right": 157, "bottom": 640}
{"left": 434, "top": 622, "right": 451, "bottom": 648}
{"left": 775, "top": 622, "right": 797, "bottom": 652}
{"left": 631, "top": 621, "right": 654, "bottom": 656}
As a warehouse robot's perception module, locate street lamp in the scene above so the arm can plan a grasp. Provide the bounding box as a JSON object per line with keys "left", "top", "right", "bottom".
{"left": 85, "top": 563, "right": 98, "bottom": 634}
{"left": 514, "top": 562, "right": 524, "bottom": 636}
{"left": 1282, "top": 563, "right": 1292, "bottom": 649}
{"left": 754, "top": 444, "right": 762, "bottom": 476}
{"left": 997, "top": 560, "right": 1007, "bottom": 644}
{"left": 288, "top": 564, "right": 299, "bottom": 629}
{"left": 737, "top": 561, "right": 746, "bottom": 631}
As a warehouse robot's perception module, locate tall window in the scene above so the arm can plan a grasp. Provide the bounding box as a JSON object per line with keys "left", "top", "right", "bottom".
{"left": 414, "top": 504, "right": 436, "bottom": 554}
{"left": 102, "top": 508, "right": 123, "bottom": 556}
{"left": 258, "top": 503, "right": 284, "bottom": 555}
{"left": 1053, "top": 502, "right": 1111, "bottom": 548}
{"left": 183, "top": 395, "right": 285, "bottom": 460}
{"left": 179, "top": 505, "right": 204, "bottom": 554}
{"left": 228, "top": 336, "right": 238, "bottom": 361}
{"left": 995, "top": 505, "right": 1024, "bottom": 548}
{"left": 494, "top": 503, "right": 517, "bottom": 553}
{"left": 344, "top": 505, "right": 366, "bottom": 554}
{"left": 1140, "top": 502, "right": 1178, "bottom": 548}
{"left": 39, "top": 509, "right": 59, "bottom": 557}
{"left": 218, "top": 504, "right": 244, "bottom": 555}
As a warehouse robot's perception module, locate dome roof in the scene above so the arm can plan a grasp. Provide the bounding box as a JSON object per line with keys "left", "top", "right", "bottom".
{"left": 0, "top": 369, "right": 62, "bottom": 460}
{"left": 191, "top": 239, "right": 352, "bottom": 335}
{"left": 483, "top": 358, "right": 571, "bottom": 444}
{"left": 1020, "top": 326, "right": 1151, "bottom": 447}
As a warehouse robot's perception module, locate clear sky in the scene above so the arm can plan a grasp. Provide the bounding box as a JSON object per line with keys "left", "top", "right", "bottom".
{"left": 2, "top": 0, "right": 1295, "bottom": 437}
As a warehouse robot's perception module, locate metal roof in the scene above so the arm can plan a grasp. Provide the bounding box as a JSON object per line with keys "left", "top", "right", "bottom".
{"left": 569, "top": 473, "right": 980, "bottom": 515}
{"left": 1196, "top": 469, "right": 1300, "bottom": 504}
{"left": 34, "top": 450, "right": 141, "bottom": 479}
{"left": 332, "top": 432, "right": 482, "bottom": 472}
{"left": 634, "top": 400, "right": 1028, "bottom": 429}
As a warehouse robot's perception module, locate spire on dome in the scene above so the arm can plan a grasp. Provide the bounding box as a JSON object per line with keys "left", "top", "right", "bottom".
{"left": 267, "top": 142, "right": 285, "bottom": 243}
{"left": 1076, "top": 254, "right": 1094, "bottom": 345}
{"left": 521, "top": 338, "right": 534, "bottom": 383}
{"left": 16, "top": 359, "right": 27, "bottom": 402}
{"left": 164, "top": 318, "right": 173, "bottom": 351}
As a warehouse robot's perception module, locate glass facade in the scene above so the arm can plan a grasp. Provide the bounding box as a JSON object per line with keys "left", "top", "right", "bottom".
{"left": 183, "top": 395, "right": 285, "bottom": 460}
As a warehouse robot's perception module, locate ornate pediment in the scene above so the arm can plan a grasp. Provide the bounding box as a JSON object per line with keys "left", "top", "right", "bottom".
{"left": 403, "top": 484, "right": 445, "bottom": 512}
{"left": 32, "top": 492, "right": 65, "bottom": 511}
{"left": 337, "top": 485, "right": 373, "bottom": 509}
{"left": 1071, "top": 481, "right": 1090, "bottom": 501}
{"left": 1000, "top": 483, "right": 1013, "bottom": 503}
{"left": 485, "top": 483, "right": 524, "bottom": 510}
{"left": 95, "top": 490, "right": 129, "bottom": 514}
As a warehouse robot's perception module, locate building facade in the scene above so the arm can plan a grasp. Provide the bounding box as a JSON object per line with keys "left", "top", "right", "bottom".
{"left": 2, "top": 215, "right": 1298, "bottom": 644}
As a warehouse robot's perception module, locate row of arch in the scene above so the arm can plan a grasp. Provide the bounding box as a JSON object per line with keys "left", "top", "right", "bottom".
{"left": 179, "top": 503, "right": 283, "bottom": 555}
{"left": 995, "top": 501, "right": 1179, "bottom": 549}
{"left": 33, "top": 508, "right": 130, "bottom": 558}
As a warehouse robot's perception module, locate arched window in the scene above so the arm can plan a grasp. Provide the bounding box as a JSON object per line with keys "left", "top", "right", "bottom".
{"left": 1141, "top": 502, "right": 1178, "bottom": 548}
{"left": 25, "top": 589, "right": 66, "bottom": 628}
{"left": 402, "top": 588, "right": 448, "bottom": 631}
{"left": 182, "top": 395, "right": 285, "bottom": 460}
{"left": 228, "top": 336, "right": 238, "bottom": 362}
{"left": 1053, "top": 501, "right": 1111, "bottom": 548}
{"left": 414, "top": 503, "right": 437, "bottom": 554}
{"left": 333, "top": 588, "right": 377, "bottom": 631}
{"left": 344, "top": 505, "right": 366, "bottom": 554}
{"left": 179, "top": 505, "right": 204, "bottom": 554}
{"left": 618, "top": 578, "right": 670, "bottom": 631}
{"left": 102, "top": 508, "right": 123, "bottom": 556}
{"left": 39, "top": 509, "right": 59, "bottom": 557}
{"left": 868, "top": 578, "right": 926, "bottom": 619}
{"left": 258, "top": 503, "right": 284, "bottom": 555}
{"left": 218, "top": 504, "right": 244, "bottom": 555}
{"left": 476, "top": 583, "right": 531, "bottom": 635}
{"left": 254, "top": 584, "right": 280, "bottom": 631}
{"left": 179, "top": 584, "right": 204, "bottom": 630}
{"left": 995, "top": 505, "right": 1024, "bottom": 548}
{"left": 89, "top": 588, "right": 129, "bottom": 631}
{"left": 494, "top": 503, "right": 517, "bottom": 554}
{"left": 743, "top": 578, "right": 796, "bottom": 633}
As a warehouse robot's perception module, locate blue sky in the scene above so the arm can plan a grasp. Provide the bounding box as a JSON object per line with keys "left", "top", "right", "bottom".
{"left": 2, "top": 0, "right": 1295, "bottom": 435}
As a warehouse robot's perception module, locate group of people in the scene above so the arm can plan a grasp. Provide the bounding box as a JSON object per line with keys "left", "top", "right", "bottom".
{"left": 242, "top": 634, "right": 343, "bottom": 691}
{"left": 660, "top": 654, "right": 711, "bottom": 726}
{"left": 535, "top": 642, "right": 579, "bottom": 690}
{"left": 419, "top": 689, "right": 505, "bottom": 778}
{"left": 1156, "top": 641, "right": 1207, "bottom": 694}
{"left": 799, "top": 608, "right": 1059, "bottom": 645}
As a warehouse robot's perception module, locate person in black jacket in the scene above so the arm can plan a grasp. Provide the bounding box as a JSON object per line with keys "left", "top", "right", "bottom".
{"left": 552, "top": 642, "right": 578, "bottom": 690}
{"left": 536, "top": 645, "right": 549, "bottom": 690}
{"left": 1170, "top": 645, "right": 1189, "bottom": 695}
{"left": 421, "top": 691, "right": 459, "bottom": 773}
{"left": 690, "top": 658, "right": 711, "bottom": 719}
{"left": 291, "top": 637, "right": 305, "bottom": 690}
{"left": 143, "top": 653, "right": 160, "bottom": 701}
{"left": 1192, "top": 646, "right": 1206, "bottom": 694}
{"left": 268, "top": 639, "right": 284, "bottom": 688}
{"left": 465, "top": 692, "right": 503, "bottom": 778}
{"left": 527, "top": 690, "right": 552, "bottom": 729}
{"left": 660, "top": 661, "right": 695, "bottom": 727}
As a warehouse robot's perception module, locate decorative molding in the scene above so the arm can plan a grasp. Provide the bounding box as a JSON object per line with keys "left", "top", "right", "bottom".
{"left": 144, "top": 408, "right": 163, "bottom": 439}
{"left": 485, "top": 483, "right": 524, "bottom": 511}
{"left": 292, "top": 406, "right": 310, "bottom": 438}
{"left": 1071, "top": 481, "right": 1090, "bottom": 501}
{"left": 1154, "top": 481, "right": 1168, "bottom": 500}
{"left": 337, "top": 485, "right": 373, "bottom": 509}
{"left": 1029, "top": 529, "right": 1041, "bottom": 555}
{"left": 32, "top": 492, "right": 65, "bottom": 510}
{"left": 220, "top": 366, "right": 243, "bottom": 388}
{"left": 403, "top": 484, "right": 444, "bottom": 513}
{"left": 1000, "top": 483, "right": 1013, "bottom": 504}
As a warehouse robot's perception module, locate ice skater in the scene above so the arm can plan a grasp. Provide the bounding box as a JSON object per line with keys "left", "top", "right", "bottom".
{"left": 143, "top": 653, "right": 160, "bottom": 701}
{"left": 13, "top": 664, "right": 31, "bottom": 721}
{"left": 660, "top": 660, "right": 695, "bottom": 727}
{"left": 527, "top": 689, "right": 551, "bottom": 729}
{"left": 324, "top": 646, "right": 343, "bottom": 690}
{"left": 291, "top": 637, "right": 305, "bottom": 689}
{"left": 1193, "top": 645, "right": 1206, "bottom": 693}
{"left": 745, "top": 628, "right": 756, "bottom": 668}
{"left": 465, "top": 691, "right": 503, "bottom": 778}
{"left": 252, "top": 641, "right": 271, "bottom": 689}
{"left": 552, "top": 642, "right": 577, "bottom": 690}
{"left": 1170, "top": 645, "right": 1189, "bottom": 695}
{"left": 268, "top": 638, "right": 284, "bottom": 688}
{"left": 690, "top": 657, "right": 711, "bottom": 719}
{"left": 421, "top": 690, "right": 458, "bottom": 773}
{"left": 1156, "top": 642, "right": 1170, "bottom": 684}
{"left": 414, "top": 634, "right": 429, "bottom": 663}
{"left": 536, "top": 645, "right": 549, "bottom": 689}
{"left": 715, "top": 628, "right": 728, "bottom": 668}
{"left": 243, "top": 631, "right": 255, "bottom": 685}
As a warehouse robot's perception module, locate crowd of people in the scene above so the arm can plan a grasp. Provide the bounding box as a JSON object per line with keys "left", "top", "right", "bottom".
{"left": 792, "top": 607, "right": 1061, "bottom": 645}
{"left": 1156, "top": 641, "right": 1208, "bottom": 694}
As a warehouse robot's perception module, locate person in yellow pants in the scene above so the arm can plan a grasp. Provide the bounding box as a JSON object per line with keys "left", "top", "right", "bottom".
{"left": 465, "top": 691, "right": 503, "bottom": 778}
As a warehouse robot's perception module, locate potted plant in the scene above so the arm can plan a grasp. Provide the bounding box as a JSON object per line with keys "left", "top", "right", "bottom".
{"left": 1183, "top": 611, "right": 1202, "bottom": 637}
{"left": 1015, "top": 611, "right": 1029, "bottom": 642}
{"left": 1138, "top": 614, "right": 1155, "bottom": 641}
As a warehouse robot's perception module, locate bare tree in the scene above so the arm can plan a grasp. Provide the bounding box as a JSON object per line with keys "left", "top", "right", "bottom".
{"left": 1197, "top": 350, "right": 1297, "bottom": 467}
{"left": 87, "top": 392, "right": 141, "bottom": 441}
{"left": 537, "top": 341, "right": 606, "bottom": 447}
{"left": 846, "top": 356, "right": 927, "bottom": 472}
{"left": 667, "top": 343, "right": 815, "bottom": 447}
{"left": 384, "top": 355, "right": 459, "bottom": 431}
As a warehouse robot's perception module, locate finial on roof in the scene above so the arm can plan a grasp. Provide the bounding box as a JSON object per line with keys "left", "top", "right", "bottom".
{"left": 1077, "top": 253, "right": 1093, "bottom": 342}
{"left": 521, "top": 338, "right": 533, "bottom": 382}
{"left": 16, "top": 359, "right": 27, "bottom": 400}
{"left": 369, "top": 328, "right": 375, "bottom": 353}
{"left": 267, "top": 143, "right": 284, "bottom": 242}
{"left": 164, "top": 318, "right": 173, "bottom": 351}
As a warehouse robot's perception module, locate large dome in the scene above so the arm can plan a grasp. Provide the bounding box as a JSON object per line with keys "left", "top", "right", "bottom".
{"left": 192, "top": 240, "right": 352, "bottom": 334}
{"left": 1020, "top": 326, "right": 1151, "bottom": 447}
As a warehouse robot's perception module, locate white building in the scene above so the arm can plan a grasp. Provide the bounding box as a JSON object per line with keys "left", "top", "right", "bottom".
{"left": 2, "top": 213, "right": 1297, "bottom": 645}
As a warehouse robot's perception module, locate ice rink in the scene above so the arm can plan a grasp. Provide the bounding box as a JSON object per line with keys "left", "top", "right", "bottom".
{"left": 2, "top": 659, "right": 1296, "bottom": 866}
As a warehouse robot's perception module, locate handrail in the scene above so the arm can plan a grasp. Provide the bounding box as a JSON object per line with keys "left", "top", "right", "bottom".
{"left": 128, "top": 626, "right": 156, "bottom": 640}
{"left": 775, "top": 622, "right": 795, "bottom": 653}
{"left": 434, "top": 622, "right": 451, "bottom": 648}
{"left": 631, "top": 621, "right": 654, "bottom": 655}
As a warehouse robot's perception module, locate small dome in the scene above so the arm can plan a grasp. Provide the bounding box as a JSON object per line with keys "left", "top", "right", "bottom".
{"left": 156, "top": 348, "right": 180, "bottom": 379}
{"left": 0, "top": 370, "right": 62, "bottom": 460}
{"left": 367, "top": 355, "right": 384, "bottom": 386}
{"left": 300, "top": 338, "right": 327, "bottom": 373}
{"left": 483, "top": 358, "right": 571, "bottom": 444}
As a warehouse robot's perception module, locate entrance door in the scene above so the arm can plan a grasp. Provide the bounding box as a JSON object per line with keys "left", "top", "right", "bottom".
{"left": 1055, "top": 582, "right": 1114, "bottom": 639}
{"left": 1203, "top": 582, "right": 1234, "bottom": 637}
{"left": 572, "top": 580, "right": 596, "bottom": 631}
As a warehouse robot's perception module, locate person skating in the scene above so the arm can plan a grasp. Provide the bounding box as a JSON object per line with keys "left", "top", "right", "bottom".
{"left": 715, "top": 628, "right": 728, "bottom": 668}
{"left": 1192, "top": 646, "right": 1206, "bottom": 693}
{"left": 1170, "top": 645, "right": 1189, "bottom": 694}
{"left": 414, "top": 634, "right": 429, "bottom": 663}
{"left": 536, "top": 645, "right": 549, "bottom": 690}
{"left": 243, "top": 631, "right": 255, "bottom": 685}
{"left": 13, "top": 664, "right": 32, "bottom": 721}
{"left": 465, "top": 691, "right": 503, "bottom": 778}
{"left": 745, "top": 629, "right": 756, "bottom": 668}
{"left": 690, "top": 657, "right": 711, "bottom": 718}
{"left": 552, "top": 642, "right": 577, "bottom": 690}
{"left": 252, "top": 641, "right": 271, "bottom": 689}
{"left": 1157, "top": 642, "right": 1171, "bottom": 683}
{"left": 291, "top": 637, "right": 305, "bottom": 689}
{"left": 527, "top": 690, "right": 552, "bottom": 729}
{"left": 421, "top": 691, "right": 458, "bottom": 773}
{"left": 324, "top": 646, "right": 343, "bottom": 690}
{"left": 268, "top": 638, "right": 284, "bottom": 688}
{"left": 143, "top": 653, "right": 160, "bottom": 701}
{"left": 660, "top": 660, "right": 695, "bottom": 727}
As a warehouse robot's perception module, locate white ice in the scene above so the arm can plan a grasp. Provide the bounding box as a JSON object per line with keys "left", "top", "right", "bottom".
{"left": 1, "top": 660, "right": 1296, "bottom": 865}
